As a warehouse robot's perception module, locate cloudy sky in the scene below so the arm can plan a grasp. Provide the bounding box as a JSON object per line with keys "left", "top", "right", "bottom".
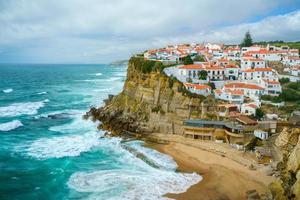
{"left": 0, "top": 0, "right": 300, "bottom": 63}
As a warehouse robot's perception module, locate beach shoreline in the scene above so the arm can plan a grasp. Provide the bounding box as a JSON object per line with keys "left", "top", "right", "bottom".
{"left": 146, "top": 134, "right": 274, "bottom": 200}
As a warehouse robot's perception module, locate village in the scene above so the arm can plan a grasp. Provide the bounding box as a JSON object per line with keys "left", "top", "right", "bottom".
{"left": 143, "top": 35, "right": 300, "bottom": 163}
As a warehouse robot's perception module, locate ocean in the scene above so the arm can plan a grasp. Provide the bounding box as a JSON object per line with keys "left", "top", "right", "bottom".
{"left": 0, "top": 64, "right": 201, "bottom": 200}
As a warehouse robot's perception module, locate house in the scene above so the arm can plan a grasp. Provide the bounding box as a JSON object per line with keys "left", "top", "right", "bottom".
{"left": 184, "top": 83, "right": 211, "bottom": 96}
{"left": 205, "top": 65, "right": 225, "bottom": 80}
{"left": 216, "top": 57, "right": 230, "bottom": 66}
{"left": 214, "top": 88, "right": 244, "bottom": 104}
{"left": 178, "top": 64, "right": 204, "bottom": 78}
{"left": 217, "top": 104, "right": 239, "bottom": 118}
{"left": 262, "top": 79, "right": 282, "bottom": 96}
{"left": 224, "top": 82, "right": 264, "bottom": 100}
{"left": 240, "top": 67, "right": 278, "bottom": 81}
{"left": 241, "top": 46, "right": 261, "bottom": 54}
{"left": 290, "top": 65, "right": 300, "bottom": 76}
{"left": 241, "top": 57, "right": 265, "bottom": 70}
{"left": 282, "top": 56, "right": 300, "bottom": 66}
{"left": 224, "top": 64, "right": 240, "bottom": 80}
{"left": 241, "top": 103, "right": 257, "bottom": 115}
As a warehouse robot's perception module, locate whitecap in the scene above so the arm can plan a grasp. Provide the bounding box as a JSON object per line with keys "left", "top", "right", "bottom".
{"left": 25, "top": 132, "right": 102, "bottom": 159}
{"left": 94, "top": 73, "right": 102, "bottom": 76}
{"left": 3, "top": 88, "right": 13, "bottom": 93}
{"left": 0, "top": 120, "right": 23, "bottom": 131}
{"left": 37, "top": 91, "right": 47, "bottom": 95}
{"left": 68, "top": 138, "right": 202, "bottom": 200}
{"left": 0, "top": 100, "right": 48, "bottom": 117}
{"left": 92, "top": 88, "right": 114, "bottom": 92}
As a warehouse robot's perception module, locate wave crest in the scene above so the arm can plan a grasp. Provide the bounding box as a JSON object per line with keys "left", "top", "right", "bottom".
{"left": 0, "top": 120, "right": 23, "bottom": 131}
{"left": 0, "top": 100, "right": 48, "bottom": 117}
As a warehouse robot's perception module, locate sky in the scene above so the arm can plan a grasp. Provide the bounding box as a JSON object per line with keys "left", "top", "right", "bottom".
{"left": 0, "top": 0, "right": 300, "bottom": 63}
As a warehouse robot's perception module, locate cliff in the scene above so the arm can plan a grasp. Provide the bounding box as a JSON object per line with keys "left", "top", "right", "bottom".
{"left": 86, "top": 56, "right": 217, "bottom": 135}
{"left": 269, "top": 127, "right": 300, "bottom": 200}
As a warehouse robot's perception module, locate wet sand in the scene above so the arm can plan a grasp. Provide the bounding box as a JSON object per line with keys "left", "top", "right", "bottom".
{"left": 151, "top": 142, "right": 273, "bottom": 200}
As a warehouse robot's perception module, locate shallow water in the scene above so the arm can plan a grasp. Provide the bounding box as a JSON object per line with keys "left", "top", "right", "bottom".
{"left": 0, "top": 64, "right": 201, "bottom": 200}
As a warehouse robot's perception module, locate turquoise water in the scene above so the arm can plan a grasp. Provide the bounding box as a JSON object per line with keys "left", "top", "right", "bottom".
{"left": 0, "top": 64, "right": 201, "bottom": 200}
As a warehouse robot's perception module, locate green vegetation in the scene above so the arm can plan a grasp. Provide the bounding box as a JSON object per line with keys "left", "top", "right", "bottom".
{"left": 183, "top": 55, "right": 194, "bottom": 65}
{"left": 241, "top": 31, "right": 253, "bottom": 47}
{"left": 198, "top": 70, "right": 208, "bottom": 80}
{"left": 279, "top": 77, "right": 290, "bottom": 84}
{"left": 168, "top": 75, "right": 178, "bottom": 88}
{"left": 254, "top": 40, "right": 300, "bottom": 51}
{"left": 193, "top": 55, "right": 206, "bottom": 62}
{"left": 255, "top": 108, "right": 265, "bottom": 119}
{"left": 151, "top": 105, "right": 162, "bottom": 113}
{"left": 208, "top": 82, "right": 216, "bottom": 90}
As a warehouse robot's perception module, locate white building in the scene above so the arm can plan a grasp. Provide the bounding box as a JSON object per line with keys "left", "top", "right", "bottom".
{"left": 290, "top": 66, "right": 300, "bottom": 76}
{"left": 241, "top": 103, "right": 258, "bottom": 115}
{"left": 262, "top": 79, "right": 282, "bottom": 96}
{"left": 224, "top": 64, "right": 240, "bottom": 80}
{"left": 254, "top": 130, "right": 269, "bottom": 140}
{"left": 224, "top": 82, "right": 265, "bottom": 101}
{"left": 240, "top": 67, "right": 278, "bottom": 81}
{"left": 241, "top": 57, "right": 265, "bottom": 70}
{"left": 282, "top": 56, "right": 300, "bottom": 66}
{"left": 214, "top": 88, "right": 244, "bottom": 104}
{"left": 184, "top": 83, "right": 211, "bottom": 96}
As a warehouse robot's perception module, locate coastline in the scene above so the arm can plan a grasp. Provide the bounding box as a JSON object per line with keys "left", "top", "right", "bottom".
{"left": 146, "top": 134, "right": 274, "bottom": 200}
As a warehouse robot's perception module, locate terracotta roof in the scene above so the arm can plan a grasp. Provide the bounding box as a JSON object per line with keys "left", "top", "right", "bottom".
{"left": 236, "top": 115, "right": 258, "bottom": 125}
{"left": 225, "top": 89, "right": 244, "bottom": 95}
{"left": 225, "top": 82, "right": 264, "bottom": 90}
{"left": 242, "top": 57, "right": 264, "bottom": 62}
{"left": 287, "top": 56, "right": 300, "bottom": 60}
{"left": 205, "top": 66, "right": 224, "bottom": 70}
{"left": 184, "top": 83, "right": 211, "bottom": 90}
{"left": 264, "top": 79, "right": 280, "bottom": 84}
{"left": 246, "top": 103, "right": 258, "bottom": 109}
{"left": 225, "top": 64, "right": 239, "bottom": 69}
{"left": 242, "top": 67, "right": 273, "bottom": 73}
{"left": 179, "top": 64, "right": 203, "bottom": 70}
{"left": 214, "top": 89, "right": 222, "bottom": 95}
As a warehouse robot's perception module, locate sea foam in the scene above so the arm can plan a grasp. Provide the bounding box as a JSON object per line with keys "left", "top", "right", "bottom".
{"left": 0, "top": 100, "right": 48, "bottom": 117}
{"left": 0, "top": 120, "right": 23, "bottom": 131}
{"left": 68, "top": 139, "right": 202, "bottom": 200}
{"left": 26, "top": 131, "right": 102, "bottom": 159}
{"left": 3, "top": 88, "right": 13, "bottom": 93}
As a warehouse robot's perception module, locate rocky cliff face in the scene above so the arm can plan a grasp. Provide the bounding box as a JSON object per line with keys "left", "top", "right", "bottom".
{"left": 270, "top": 128, "right": 300, "bottom": 200}
{"left": 86, "top": 57, "right": 217, "bottom": 135}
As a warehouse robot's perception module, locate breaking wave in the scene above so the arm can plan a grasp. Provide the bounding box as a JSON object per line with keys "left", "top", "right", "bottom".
{"left": 25, "top": 132, "right": 102, "bottom": 159}
{"left": 0, "top": 100, "right": 48, "bottom": 117}
{"left": 0, "top": 120, "right": 23, "bottom": 131}
{"left": 3, "top": 88, "right": 13, "bottom": 93}
{"left": 68, "top": 139, "right": 202, "bottom": 200}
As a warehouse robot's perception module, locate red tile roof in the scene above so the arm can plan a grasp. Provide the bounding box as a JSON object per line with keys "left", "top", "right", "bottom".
{"left": 179, "top": 64, "right": 204, "bottom": 70}
{"left": 225, "top": 82, "right": 264, "bottom": 90}
{"left": 243, "top": 67, "right": 273, "bottom": 73}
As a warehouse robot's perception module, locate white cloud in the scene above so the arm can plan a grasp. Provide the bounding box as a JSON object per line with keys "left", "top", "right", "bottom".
{"left": 0, "top": 0, "right": 299, "bottom": 63}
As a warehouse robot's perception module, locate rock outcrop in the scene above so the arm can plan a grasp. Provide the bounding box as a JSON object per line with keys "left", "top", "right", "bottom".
{"left": 270, "top": 128, "right": 300, "bottom": 200}
{"left": 85, "top": 57, "right": 217, "bottom": 135}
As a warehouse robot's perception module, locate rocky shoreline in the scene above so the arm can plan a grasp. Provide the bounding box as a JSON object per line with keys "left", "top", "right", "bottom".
{"left": 85, "top": 57, "right": 300, "bottom": 199}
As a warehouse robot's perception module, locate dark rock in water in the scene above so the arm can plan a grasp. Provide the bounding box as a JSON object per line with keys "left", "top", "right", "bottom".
{"left": 47, "top": 113, "right": 69, "bottom": 119}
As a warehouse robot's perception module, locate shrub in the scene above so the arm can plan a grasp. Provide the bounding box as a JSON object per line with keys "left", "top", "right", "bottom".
{"left": 255, "top": 108, "right": 265, "bottom": 119}
{"left": 198, "top": 70, "right": 208, "bottom": 80}
{"left": 183, "top": 55, "right": 194, "bottom": 65}
{"left": 193, "top": 55, "right": 206, "bottom": 62}
{"left": 279, "top": 77, "right": 290, "bottom": 84}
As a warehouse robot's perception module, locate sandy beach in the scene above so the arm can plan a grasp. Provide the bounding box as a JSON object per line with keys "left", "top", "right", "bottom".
{"left": 148, "top": 134, "right": 274, "bottom": 200}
